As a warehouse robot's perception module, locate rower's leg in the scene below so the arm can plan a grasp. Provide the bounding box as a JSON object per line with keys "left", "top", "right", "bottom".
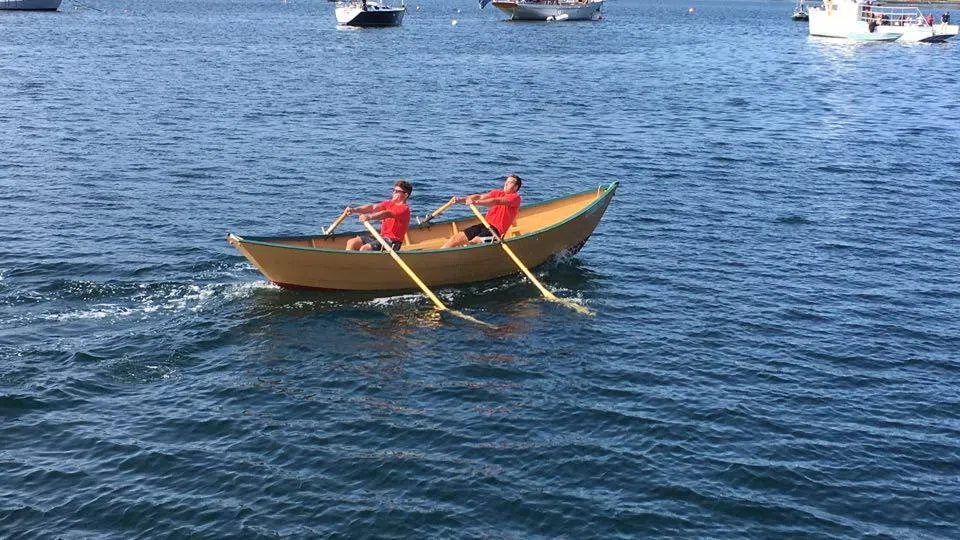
{"left": 442, "top": 232, "right": 468, "bottom": 248}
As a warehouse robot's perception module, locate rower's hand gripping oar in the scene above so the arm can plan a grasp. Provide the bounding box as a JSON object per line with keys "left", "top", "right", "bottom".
{"left": 324, "top": 210, "right": 351, "bottom": 236}
{"left": 417, "top": 197, "right": 458, "bottom": 226}
{"left": 467, "top": 203, "right": 594, "bottom": 316}
{"left": 360, "top": 220, "right": 495, "bottom": 328}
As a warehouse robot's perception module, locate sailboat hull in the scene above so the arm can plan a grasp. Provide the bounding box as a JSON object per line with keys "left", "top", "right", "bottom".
{"left": 492, "top": 0, "right": 602, "bottom": 21}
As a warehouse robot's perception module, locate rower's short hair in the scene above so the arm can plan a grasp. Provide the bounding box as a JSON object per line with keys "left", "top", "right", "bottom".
{"left": 395, "top": 180, "right": 413, "bottom": 196}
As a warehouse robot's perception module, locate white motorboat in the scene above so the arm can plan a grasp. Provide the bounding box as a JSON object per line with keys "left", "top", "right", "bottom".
{"left": 481, "top": 0, "right": 602, "bottom": 22}
{"left": 809, "top": 0, "right": 958, "bottom": 43}
{"left": 792, "top": 0, "right": 809, "bottom": 21}
{"left": 335, "top": 0, "right": 405, "bottom": 27}
{"left": 0, "top": 0, "right": 61, "bottom": 10}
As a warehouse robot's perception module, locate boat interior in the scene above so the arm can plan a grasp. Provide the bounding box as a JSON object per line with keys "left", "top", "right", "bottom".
{"left": 254, "top": 185, "right": 611, "bottom": 253}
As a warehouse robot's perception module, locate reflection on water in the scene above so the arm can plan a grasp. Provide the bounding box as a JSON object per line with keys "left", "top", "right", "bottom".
{"left": 236, "top": 257, "right": 604, "bottom": 334}
{"left": 6, "top": 0, "right": 959, "bottom": 536}
{"left": 466, "top": 351, "right": 520, "bottom": 366}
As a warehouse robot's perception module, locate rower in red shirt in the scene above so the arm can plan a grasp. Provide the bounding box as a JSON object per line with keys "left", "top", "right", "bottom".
{"left": 442, "top": 174, "right": 522, "bottom": 248}
{"left": 345, "top": 180, "right": 413, "bottom": 251}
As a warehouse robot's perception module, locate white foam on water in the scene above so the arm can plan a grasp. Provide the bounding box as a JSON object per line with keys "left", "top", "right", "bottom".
{"left": 40, "top": 303, "right": 134, "bottom": 321}
{"left": 222, "top": 280, "right": 279, "bottom": 301}
{"left": 197, "top": 261, "right": 262, "bottom": 282}
{"left": 160, "top": 284, "right": 215, "bottom": 313}
{"left": 366, "top": 293, "right": 427, "bottom": 307}
{"left": 37, "top": 281, "right": 255, "bottom": 322}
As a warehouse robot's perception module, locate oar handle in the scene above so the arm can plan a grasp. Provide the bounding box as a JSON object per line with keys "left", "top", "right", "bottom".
{"left": 325, "top": 210, "right": 350, "bottom": 235}
{"left": 421, "top": 198, "right": 458, "bottom": 225}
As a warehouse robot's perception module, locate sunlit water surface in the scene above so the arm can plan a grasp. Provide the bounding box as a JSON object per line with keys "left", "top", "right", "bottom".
{"left": 2, "top": 0, "right": 959, "bottom": 536}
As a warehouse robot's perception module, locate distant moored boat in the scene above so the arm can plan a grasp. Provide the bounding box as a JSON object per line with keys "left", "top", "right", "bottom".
{"left": 0, "top": 0, "right": 61, "bottom": 10}
{"left": 792, "top": 0, "right": 809, "bottom": 21}
{"left": 335, "top": 0, "right": 405, "bottom": 27}
{"left": 809, "top": 0, "right": 958, "bottom": 42}
{"left": 482, "top": 0, "right": 603, "bottom": 21}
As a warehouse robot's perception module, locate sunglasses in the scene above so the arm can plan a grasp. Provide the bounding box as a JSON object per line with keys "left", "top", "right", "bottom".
{"left": 393, "top": 188, "right": 407, "bottom": 194}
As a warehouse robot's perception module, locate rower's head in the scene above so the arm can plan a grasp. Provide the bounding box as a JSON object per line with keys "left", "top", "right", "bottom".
{"left": 393, "top": 180, "right": 413, "bottom": 202}
{"left": 504, "top": 174, "right": 522, "bottom": 193}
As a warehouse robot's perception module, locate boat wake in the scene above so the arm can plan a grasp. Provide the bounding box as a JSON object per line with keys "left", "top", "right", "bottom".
{"left": 2, "top": 261, "right": 279, "bottom": 326}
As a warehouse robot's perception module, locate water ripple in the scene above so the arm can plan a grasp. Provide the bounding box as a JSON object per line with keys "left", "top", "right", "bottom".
{"left": 2, "top": 0, "right": 960, "bottom": 537}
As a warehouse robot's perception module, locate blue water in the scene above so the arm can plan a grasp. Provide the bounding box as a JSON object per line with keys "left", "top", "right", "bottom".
{"left": 3, "top": 0, "right": 960, "bottom": 536}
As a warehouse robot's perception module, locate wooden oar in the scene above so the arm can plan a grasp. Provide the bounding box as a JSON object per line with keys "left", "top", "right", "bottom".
{"left": 419, "top": 197, "right": 458, "bottom": 225}
{"left": 324, "top": 210, "right": 350, "bottom": 235}
{"left": 361, "top": 220, "right": 495, "bottom": 328}
{"left": 467, "top": 203, "right": 594, "bottom": 316}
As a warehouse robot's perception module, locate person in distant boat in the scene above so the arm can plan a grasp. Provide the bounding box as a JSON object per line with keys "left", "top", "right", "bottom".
{"left": 441, "top": 174, "right": 522, "bottom": 248}
{"left": 926, "top": 13, "right": 934, "bottom": 26}
{"left": 344, "top": 180, "right": 413, "bottom": 251}
{"left": 942, "top": 11, "right": 950, "bottom": 24}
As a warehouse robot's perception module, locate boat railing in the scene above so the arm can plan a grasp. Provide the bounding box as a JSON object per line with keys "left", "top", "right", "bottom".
{"left": 858, "top": 5, "right": 928, "bottom": 27}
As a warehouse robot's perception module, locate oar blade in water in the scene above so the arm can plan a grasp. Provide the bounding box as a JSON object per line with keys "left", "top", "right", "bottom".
{"left": 447, "top": 309, "right": 498, "bottom": 329}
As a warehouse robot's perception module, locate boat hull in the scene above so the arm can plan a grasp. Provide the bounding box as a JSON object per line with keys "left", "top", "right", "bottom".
{"left": 229, "top": 182, "right": 617, "bottom": 291}
{"left": 0, "top": 0, "right": 61, "bottom": 9}
{"left": 848, "top": 32, "right": 902, "bottom": 41}
{"left": 491, "top": 0, "right": 601, "bottom": 21}
{"left": 808, "top": 0, "right": 958, "bottom": 42}
{"left": 336, "top": 4, "right": 405, "bottom": 26}
{"left": 897, "top": 26, "right": 958, "bottom": 42}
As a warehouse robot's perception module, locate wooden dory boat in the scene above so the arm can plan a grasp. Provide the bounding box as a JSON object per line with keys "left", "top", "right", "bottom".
{"left": 228, "top": 181, "right": 618, "bottom": 291}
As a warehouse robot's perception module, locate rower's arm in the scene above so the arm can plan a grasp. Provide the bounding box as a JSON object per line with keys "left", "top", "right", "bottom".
{"left": 346, "top": 203, "right": 377, "bottom": 215}
{"left": 470, "top": 195, "right": 509, "bottom": 207}
{"left": 362, "top": 209, "right": 394, "bottom": 221}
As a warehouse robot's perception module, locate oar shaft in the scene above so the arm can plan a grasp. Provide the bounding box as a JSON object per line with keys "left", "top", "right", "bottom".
{"left": 422, "top": 198, "right": 457, "bottom": 224}
{"left": 468, "top": 204, "right": 558, "bottom": 301}
{"left": 361, "top": 221, "right": 447, "bottom": 311}
{"left": 325, "top": 210, "right": 350, "bottom": 235}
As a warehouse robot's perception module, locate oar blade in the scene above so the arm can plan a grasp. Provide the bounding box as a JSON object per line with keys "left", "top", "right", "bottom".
{"left": 359, "top": 220, "right": 494, "bottom": 329}
{"left": 554, "top": 298, "right": 595, "bottom": 317}
{"left": 467, "top": 203, "right": 595, "bottom": 317}
{"left": 448, "top": 309, "right": 498, "bottom": 329}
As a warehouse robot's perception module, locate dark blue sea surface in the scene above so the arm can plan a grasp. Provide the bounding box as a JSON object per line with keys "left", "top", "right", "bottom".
{"left": 3, "top": 0, "right": 960, "bottom": 536}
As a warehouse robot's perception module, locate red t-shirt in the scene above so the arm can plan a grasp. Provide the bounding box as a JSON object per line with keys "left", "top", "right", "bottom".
{"left": 484, "top": 189, "right": 521, "bottom": 235}
{"left": 376, "top": 200, "right": 410, "bottom": 242}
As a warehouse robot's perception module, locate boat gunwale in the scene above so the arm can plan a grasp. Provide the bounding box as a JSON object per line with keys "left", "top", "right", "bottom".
{"left": 231, "top": 181, "right": 619, "bottom": 256}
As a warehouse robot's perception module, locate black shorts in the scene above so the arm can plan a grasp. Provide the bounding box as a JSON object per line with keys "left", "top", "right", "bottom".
{"left": 463, "top": 223, "right": 501, "bottom": 241}
{"left": 360, "top": 236, "right": 403, "bottom": 251}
